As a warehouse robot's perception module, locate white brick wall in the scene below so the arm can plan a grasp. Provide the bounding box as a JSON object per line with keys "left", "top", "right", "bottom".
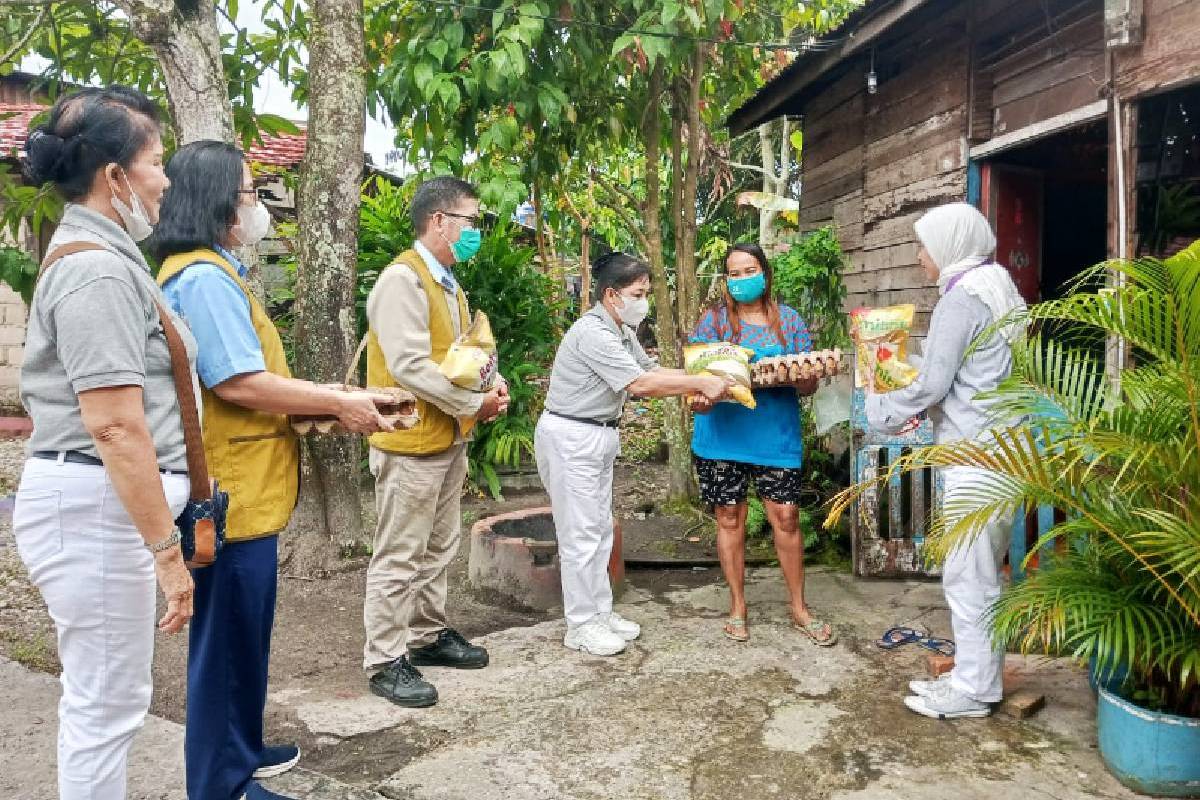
{"left": 0, "top": 283, "right": 28, "bottom": 411}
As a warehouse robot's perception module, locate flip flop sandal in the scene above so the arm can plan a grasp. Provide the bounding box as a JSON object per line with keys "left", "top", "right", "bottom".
{"left": 794, "top": 617, "right": 838, "bottom": 647}
{"left": 915, "top": 635, "right": 955, "bottom": 657}
{"left": 723, "top": 617, "right": 750, "bottom": 643}
{"left": 876, "top": 626, "right": 924, "bottom": 650}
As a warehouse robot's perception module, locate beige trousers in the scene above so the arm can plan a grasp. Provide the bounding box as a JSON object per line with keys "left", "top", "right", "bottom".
{"left": 362, "top": 443, "right": 468, "bottom": 670}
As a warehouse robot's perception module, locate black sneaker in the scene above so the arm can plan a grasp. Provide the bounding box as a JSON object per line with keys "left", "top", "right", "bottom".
{"left": 369, "top": 655, "right": 438, "bottom": 708}
{"left": 408, "top": 628, "right": 490, "bottom": 670}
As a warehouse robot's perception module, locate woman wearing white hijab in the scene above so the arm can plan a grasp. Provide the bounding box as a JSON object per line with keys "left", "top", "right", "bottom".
{"left": 866, "top": 202, "right": 1025, "bottom": 719}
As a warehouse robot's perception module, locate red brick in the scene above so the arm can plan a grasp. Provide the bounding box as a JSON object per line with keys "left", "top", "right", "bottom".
{"left": 999, "top": 690, "right": 1046, "bottom": 719}
{"left": 927, "top": 655, "right": 955, "bottom": 677}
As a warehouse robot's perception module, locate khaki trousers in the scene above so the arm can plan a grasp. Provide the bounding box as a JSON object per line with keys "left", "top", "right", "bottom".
{"left": 362, "top": 443, "right": 468, "bottom": 670}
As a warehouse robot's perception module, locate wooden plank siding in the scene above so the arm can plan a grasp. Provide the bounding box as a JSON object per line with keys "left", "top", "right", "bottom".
{"left": 1114, "top": 0, "right": 1200, "bottom": 99}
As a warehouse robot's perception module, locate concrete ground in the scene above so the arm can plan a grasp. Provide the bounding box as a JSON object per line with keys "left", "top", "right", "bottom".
{"left": 1, "top": 565, "right": 1142, "bottom": 800}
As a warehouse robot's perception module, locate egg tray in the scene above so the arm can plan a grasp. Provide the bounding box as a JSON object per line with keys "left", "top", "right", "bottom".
{"left": 750, "top": 349, "right": 845, "bottom": 388}
{"left": 289, "top": 386, "right": 419, "bottom": 435}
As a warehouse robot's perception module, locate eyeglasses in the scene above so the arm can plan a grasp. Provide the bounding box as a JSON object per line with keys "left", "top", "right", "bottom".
{"left": 440, "top": 210, "right": 485, "bottom": 227}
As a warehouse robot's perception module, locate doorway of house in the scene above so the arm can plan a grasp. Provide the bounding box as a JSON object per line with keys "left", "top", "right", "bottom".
{"left": 975, "top": 119, "right": 1109, "bottom": 572}
{"left": 978, "top": 118, "right": 1109, "bottom": 303}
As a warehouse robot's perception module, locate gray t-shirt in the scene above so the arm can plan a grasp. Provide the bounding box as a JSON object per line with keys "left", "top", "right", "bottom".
{"left": 22, "top": 204, "right": 199, "bottom": 471}
{"left": 866, "top": 286, "right": 1012, "bottom": 443}
{"left": 544, "top": 304, "right": 657, "bottom": 423}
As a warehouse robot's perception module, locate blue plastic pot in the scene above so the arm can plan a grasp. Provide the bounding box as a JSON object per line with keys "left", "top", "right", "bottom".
{"left": 1089, "top": 655, "right": 1130, "bottom": 694}
{"left": 1097, "top": 686, "right": 1200, "bottom": 797}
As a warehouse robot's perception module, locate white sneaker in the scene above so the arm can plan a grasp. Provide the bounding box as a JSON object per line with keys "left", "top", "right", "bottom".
{"left": 564, "top": 619, "right": 626, "bottom": 656}
{"left": 908, "top": 672, "right": 952, "bottom": 698}
{"left": 904, "top": 683, "right": 992, "bottom": 719}
{"left": 598, "top": 611, "right": 641, "bottom": 641}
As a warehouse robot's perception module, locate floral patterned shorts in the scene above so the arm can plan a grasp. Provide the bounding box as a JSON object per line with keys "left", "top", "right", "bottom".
{"left": 693, "top": 456, "right": 804, "bottom": 507}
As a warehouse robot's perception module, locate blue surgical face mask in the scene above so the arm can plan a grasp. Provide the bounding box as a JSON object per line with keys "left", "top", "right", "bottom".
{"left": 450, "top": 227, "right": 482, "bottom": 262}
{"left": 727, "top": 272, "right": 767, "bottom": 304}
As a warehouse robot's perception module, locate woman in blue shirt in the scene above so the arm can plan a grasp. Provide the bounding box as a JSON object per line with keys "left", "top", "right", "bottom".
{"left": 690, "top": 243, "right": 835, "bottom": 646}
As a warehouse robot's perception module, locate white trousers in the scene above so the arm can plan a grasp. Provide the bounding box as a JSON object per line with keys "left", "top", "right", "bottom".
{"left": 13, "top": 457, "right": 189, "bottom": 800}
{"left": 534, "top": 413, "right": 620, "bottom": 628}
{"left": 941, "top": 465, "right": 1011, "bottom": 703}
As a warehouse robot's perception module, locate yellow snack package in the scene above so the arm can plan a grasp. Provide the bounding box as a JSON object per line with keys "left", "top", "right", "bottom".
{"left": 683, "top": 342, "right": 757, "bottom": 409}
{"left": 439, "top": 310, "right": 499, "bottom": 392}
{"left": 850, "top": 304, "right": 918, "bottom": 393}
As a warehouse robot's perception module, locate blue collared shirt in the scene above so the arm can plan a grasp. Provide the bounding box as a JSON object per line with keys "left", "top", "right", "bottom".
{"left": 161, "top": 245, "right": 266, "bottom": 389}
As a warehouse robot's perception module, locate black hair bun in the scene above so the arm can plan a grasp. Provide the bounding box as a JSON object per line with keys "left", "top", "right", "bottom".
{"left": 23, "top": 127, "right": 68, "bottom": 186}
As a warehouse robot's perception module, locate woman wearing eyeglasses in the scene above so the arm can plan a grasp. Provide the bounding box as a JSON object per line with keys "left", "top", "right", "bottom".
{"left": 152, "top": 140, "right": 394, "bottom": 800}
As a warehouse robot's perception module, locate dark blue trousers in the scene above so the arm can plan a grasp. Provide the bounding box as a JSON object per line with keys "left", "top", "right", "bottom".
{"left": 185, "top": 535, "right": 278, "bottom": 800}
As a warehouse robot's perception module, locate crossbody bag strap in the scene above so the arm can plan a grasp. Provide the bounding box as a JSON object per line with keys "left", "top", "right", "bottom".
{"left": 40, "top": 241, "right": 211, "bottom": 500}
{"left": 39, "top": 242, "right": 110, "bottom": 278}
{"left": 152, "top": 299, "right": 212, "bottom": 501}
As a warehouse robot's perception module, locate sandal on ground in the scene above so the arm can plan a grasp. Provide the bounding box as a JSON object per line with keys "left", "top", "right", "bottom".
{"left": 723, "top": 617, "right": 750, "bottom": 643}
{"left": 793, "top": 616, "right": 837, "bottom": 647}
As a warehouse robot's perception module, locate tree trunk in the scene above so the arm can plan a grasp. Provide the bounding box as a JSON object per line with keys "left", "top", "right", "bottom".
{"left": 120, "top": 0, "right": 234, "bottom": 144}
{"left": 758, "top": 121, "right": 777, "bottom": 248}
{"left": 279, "top": 0, "right": 367, "bottom": 577}
{"left": 641, "top": 65, "right": 691, "bottom": 501}
{"left": 677, "top": 45, "right": 704, "bottom": 332}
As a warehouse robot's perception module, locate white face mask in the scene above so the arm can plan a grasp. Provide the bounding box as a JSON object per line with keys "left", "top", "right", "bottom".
{"left": 110, "top": 172, "right": 154, "bottom": 242}
{"left": 232, "top": 202, "right": 271, "bottom": 247}
{"left": 613, "top": 292, "right": 649, "bottom": 328}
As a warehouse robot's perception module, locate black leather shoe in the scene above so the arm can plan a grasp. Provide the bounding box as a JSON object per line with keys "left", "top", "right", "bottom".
{"left": 369, "top": 656, "right": 438, "bottom": 708}
{"left": 408, "top": 628, "right": 489, "bottom": 669}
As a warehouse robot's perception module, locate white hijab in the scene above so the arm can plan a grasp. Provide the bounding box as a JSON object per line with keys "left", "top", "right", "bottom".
{"left": 915, "top": 202, "right": 1026, "bottom": 339}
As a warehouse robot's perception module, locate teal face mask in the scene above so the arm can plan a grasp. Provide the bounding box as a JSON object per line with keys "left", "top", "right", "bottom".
{"left": 727, "top": 272, "right": 767, "bottom": 303}
{"left": 451, "top": 227, "right": 482, "bottom": 262}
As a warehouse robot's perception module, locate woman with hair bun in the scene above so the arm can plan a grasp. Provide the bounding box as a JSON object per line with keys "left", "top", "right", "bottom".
{"left": 15, "top": 86, "right": 198, "bottom": 800}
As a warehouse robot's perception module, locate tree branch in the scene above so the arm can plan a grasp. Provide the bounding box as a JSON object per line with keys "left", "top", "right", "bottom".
{"left": 590, "top": 168, "right": 652, "bottom": 257}
{"left": 727, "top": 161, "right": 767, "bottom": 175}
{"left": 0, "top": 4, "right": 48, "bottom": 65}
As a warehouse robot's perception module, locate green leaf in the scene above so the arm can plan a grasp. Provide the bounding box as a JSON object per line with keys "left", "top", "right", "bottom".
{"left": 427, "top": 39, "right": 448, "bottom": 63}
{"left": 442, "top": 20, "right": 464, "bottom": 48}
{"left": 255, "top": 113, "right": 302, "bottom": 136}
{"left": 413, "top": 60, "right": 434, "bottom": 89}
{"left": 661, "top": 0, "right": 682, "bottom": 26}
{"left": 438, "top": 81, "right": 461, "bottom": 109}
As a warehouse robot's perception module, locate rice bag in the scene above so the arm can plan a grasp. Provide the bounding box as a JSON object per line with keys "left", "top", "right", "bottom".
{"left": 439, "top": 310, "right": 499, "bottom": 391}
{"left": 849, "top": 304, "right": 919, "bottom": 393}
{"left": 683, "top": 342, "right": 756, "bottom": 409}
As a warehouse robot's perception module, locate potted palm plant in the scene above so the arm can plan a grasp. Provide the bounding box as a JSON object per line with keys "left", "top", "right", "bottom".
{"left": 827, "top": 242, "right": 1200, "bottom": 796}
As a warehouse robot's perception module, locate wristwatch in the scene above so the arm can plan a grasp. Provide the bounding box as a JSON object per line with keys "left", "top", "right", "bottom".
{"left": 147, "top": 528, "right": 182, "bottom": 554}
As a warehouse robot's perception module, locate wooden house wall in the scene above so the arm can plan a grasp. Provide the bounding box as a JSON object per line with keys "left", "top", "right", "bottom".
{"left": 799, "top": 1, "right": 972, "bottom": 336}
{"left": 972, "top": 0, "right": 1107, "bottom": 139}
{"left": 1114, "top": 0, "right": 1200, "bottom": 100}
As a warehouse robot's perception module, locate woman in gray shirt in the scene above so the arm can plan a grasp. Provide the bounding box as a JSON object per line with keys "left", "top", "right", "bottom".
{"left": 16, "top": 86, "right": 198, "bottom": 800}
{"left": 535, "top": 253, "right": 728, "bottom": 657}
{"left": 866, "top": 202, "right": 1025, "bottom": 722}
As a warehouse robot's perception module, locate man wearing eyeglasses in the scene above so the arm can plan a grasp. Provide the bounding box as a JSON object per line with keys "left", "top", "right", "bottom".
{"left": 361, "top": 176, "right": 509, "bottom": 707}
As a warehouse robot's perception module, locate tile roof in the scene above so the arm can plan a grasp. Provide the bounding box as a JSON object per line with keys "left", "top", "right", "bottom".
{"left": 0, "top": 104, "right": 45, "bottom": 160}
{"left": 0, "top": 102, "right": 307, "bottom": 168}
{"left": 245, "top": 129, "right": 306, "bottom": 169}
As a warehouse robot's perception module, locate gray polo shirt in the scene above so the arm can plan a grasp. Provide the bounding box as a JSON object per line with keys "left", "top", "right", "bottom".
{"left": 21, "top": 204, "right": 199, "bottom": 471}
{"left": 544, "top": 304, "right": 657, "bottom": 423}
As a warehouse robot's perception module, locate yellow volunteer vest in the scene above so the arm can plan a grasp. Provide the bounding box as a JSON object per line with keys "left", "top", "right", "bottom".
{"left": 366, "top": 249, "right": 470, "bottom": 456}
{"left": 157, "top": 248, "right": 300, "bottom": 542}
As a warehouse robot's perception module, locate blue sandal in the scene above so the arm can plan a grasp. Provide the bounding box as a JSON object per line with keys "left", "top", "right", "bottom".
{"left": 876, "top": 626, "right": 924, "bottom": 649}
